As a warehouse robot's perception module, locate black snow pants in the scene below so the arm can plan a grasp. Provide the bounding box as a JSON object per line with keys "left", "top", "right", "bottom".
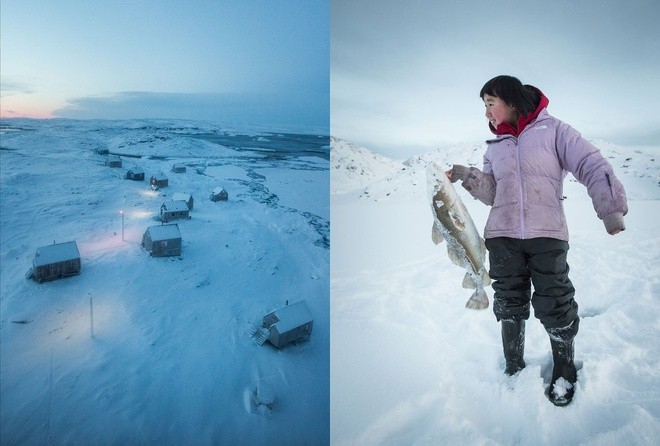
{"left": 485, "top": 237, "right": 578, "bottom": 329}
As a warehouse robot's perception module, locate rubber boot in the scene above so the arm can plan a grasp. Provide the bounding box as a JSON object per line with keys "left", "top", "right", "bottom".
{"left": 546, "top": 317, "right": 579, "bottom": 406}
{"left": 501, "top": 319, "right": 526, "bottom": 375}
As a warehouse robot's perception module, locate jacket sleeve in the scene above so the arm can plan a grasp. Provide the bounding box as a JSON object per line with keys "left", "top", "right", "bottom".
{"left": 555, "top": 122, "right": 628, "bottom": 233}
{"left": 460, "top": 161, "right": 496, "bottom": 206}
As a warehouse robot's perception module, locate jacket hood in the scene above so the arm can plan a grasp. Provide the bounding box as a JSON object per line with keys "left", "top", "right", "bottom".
{"left": 490, "top": 86, "right": 549, "bottom": 137}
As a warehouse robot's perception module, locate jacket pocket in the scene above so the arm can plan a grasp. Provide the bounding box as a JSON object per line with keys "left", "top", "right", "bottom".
{"left": 605, "top": 173, "right": 614, "bottom": 198}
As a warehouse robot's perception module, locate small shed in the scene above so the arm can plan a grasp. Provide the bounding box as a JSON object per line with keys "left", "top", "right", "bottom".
{"left": 171, "top": 163, "right": 186, "bottom": 173}
{"left": 160, "top": 200, "right": 190, "bottom": 222}
{"left": 31, "top": 241, "right": 81, "bottom": 283}
{"left": 150, "top": 173, "right": 169, "bottom": 189}
{"left": 210, "top": 187, "right": 229, "bottom": 202}
{"left": 142, "top": 224, "right": 181, "bottom": 257}
{"left": 94, "top": 148, "right": 109, "bottom": 155}
{"left": 262, "top": 300, "right": 314, "bottom": 348}
{"left": 105, "top": 155, "right": 122, "bottom": 167}
{"left": 172, "top": 193, "right": 194, "bottom": 210}
{"left": 126, "top": 168, "right": 145, "bottom": 181}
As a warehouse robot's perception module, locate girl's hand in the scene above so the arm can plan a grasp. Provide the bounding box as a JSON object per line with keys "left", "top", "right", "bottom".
{"left": 446, "top": 164, "right": 469, "bottom": 183}
{"left": 604, "top": 213, "right": 625, "bottom": 235}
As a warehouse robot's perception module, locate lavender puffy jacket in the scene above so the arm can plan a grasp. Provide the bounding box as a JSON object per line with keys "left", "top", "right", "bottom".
{"left": 461, "top": 109, "right": 628, "bottom": 241}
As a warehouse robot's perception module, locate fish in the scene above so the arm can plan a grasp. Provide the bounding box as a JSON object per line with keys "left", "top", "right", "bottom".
{"left": 426, "top": 162, "right": 490, "bottom": 309}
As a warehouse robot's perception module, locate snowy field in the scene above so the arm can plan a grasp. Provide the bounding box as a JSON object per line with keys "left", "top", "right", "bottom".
{"left": 330, "top": 138, "right": 660, "bottom": 445}
{"left": 0, "top": 119, "right": 329, "bottom": 445}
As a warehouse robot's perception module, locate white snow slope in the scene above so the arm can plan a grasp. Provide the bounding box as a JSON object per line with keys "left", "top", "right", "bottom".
{"left": 0, "top": 119, "right": 329, "bottom": 445}
{"left": 331, "top": 137, "right": 660, "bottom": 445}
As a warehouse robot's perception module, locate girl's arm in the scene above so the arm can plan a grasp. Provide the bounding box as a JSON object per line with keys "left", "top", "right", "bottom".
{"left": 556, "top": 123, "right": 627, "bottom": 234}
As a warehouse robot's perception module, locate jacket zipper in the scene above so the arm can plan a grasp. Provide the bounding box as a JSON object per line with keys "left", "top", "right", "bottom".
{"left": 514, "top": 139, "right": 525, "bottom": 238}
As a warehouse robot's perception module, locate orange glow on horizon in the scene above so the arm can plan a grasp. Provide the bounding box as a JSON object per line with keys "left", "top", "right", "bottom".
{"left": 0, "top": 107, "right": 56, "bottom": 119}
{"left": 1, "top": 95, "right": 59, "bottom": 119}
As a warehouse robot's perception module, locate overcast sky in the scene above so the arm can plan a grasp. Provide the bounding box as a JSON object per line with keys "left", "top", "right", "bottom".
{"left": 0, "top": 0, "right": 329, "bottom": 132}
{"left": 331, "top": 0, "right": 660, "bottom": 159}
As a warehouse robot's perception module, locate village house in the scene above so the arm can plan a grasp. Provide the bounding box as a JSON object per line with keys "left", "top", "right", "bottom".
{"left": 94, "top": 148, "right": 109, "bottom": 155}
{"left": 260, "top": 300, "right": 314, "bottom": 348}
{"left": 150, "top": 172, "right": 168, "bottom": 189}
{"left": 125, "top": 168, "right": 145, "bottom": 181}
{"left": 172, "top": 193, "right": 194, "bottom": 210}
{"left": 171, "top": 163, "right": 186, "bottom": 173}
{"left": 31, "top": 241, "right": 81, "bottom": 283}
{"left": 210, "top": 186, "right": 229, "bottom": 201}
{"left": 142, "top": 224, "right": 182, "bottom": 257}
{"left": 105, "top": 155, "right": 122, "bottom": 167}
{"left": 160, "top": 200, "right": 190, "bottom": 222}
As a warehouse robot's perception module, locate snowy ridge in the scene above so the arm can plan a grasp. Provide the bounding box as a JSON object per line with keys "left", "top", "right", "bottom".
{"left": 332, "top": 138, "right": 660, "bottom": 202}
{"left": 330, "top": 136, "right": 401, "bottom": 194}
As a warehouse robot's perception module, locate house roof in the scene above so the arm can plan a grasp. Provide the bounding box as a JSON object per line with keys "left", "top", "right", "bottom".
{"left": 146, "top": 224, "right": 181, "bottom": 241}
{"left": 152, "top": 172, "right": 168, "bottom": 180}
{"left": 162, "top": 200, "right": 189, "bottom": 213}
{"left": 33, "top": 241, "right": 80, "bottom": 267}
{"left": 268, "top": 300, "right": 313, "bottom": 333}
{"left": 172, "top": 193, "right": 192, "bottom": 202}
{"left": 212, "top": 187, "right": 227, "bottom": 194}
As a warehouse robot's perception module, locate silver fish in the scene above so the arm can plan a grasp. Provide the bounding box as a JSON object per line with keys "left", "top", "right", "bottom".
{"left": 427, "top": 162, "right": 490, "bottom": 309}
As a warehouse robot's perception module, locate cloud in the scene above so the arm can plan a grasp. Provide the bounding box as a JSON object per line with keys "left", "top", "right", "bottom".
{"left": 330, "top": 0, "right": 660, "bottom": 157}
{"left": 0, "top": 80, "right": 35, "bottom": 97}
{"left": 52, "top": 91, "right": 329, "bottom": 132}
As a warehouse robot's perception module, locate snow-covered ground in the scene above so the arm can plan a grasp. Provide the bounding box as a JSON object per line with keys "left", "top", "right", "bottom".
{"left": 330, "top": 138, "right": 660, "bottom": 445}
{"left": 0, "top": 119, "right": 329, "bottom": 445}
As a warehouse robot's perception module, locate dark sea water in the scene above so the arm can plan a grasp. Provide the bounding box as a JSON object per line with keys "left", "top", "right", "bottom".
{"left": 187, "top": 132, "right": 330, "bottom": 161}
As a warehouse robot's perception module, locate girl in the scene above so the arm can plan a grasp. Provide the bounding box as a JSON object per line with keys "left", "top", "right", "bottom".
{"left": 447, "top": 75, "right": 627, "bottom": 406}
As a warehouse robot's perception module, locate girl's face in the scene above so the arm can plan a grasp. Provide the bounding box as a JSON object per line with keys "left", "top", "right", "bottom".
{"left": 483, "top": 93, "right": 517, "bottom": 128}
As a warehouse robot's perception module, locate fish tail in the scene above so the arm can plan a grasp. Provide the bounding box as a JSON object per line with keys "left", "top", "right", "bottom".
{"left": 465, "top": 288, "right": 489, "bottom": 310}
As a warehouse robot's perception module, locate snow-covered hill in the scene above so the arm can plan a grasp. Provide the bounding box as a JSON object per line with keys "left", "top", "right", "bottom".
{"left": 331, "top": 136, "right": 659, "bottom": 202}
{"left": 330, "top": 137, "right": 401, "bottom": 194}
{"left": 330, "top": 137, "right": 660, "bottom": 445}
{"left": 0, "top": 119, "right": 330, "bottom": 445}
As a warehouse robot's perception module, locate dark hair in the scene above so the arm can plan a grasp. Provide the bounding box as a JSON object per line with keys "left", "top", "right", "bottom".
{"left": 479, "top": 75, "right": 541, "bottom": 117}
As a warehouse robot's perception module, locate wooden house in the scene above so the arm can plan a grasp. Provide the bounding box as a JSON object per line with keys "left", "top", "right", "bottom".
{"left": 125, "top": 168, "right": 145, "bottom": 181}
{"left": 171, "top": 163, "right": 186, "bottom": 173}
{"left": 262, "top": 300, "right": 313, "bottom": 348}
{"left": 31, "top": 241, "right": 81, "bottom": 283}
{"left": 160, "top": 200, "right": 190, "bottom": 222}
{"left": 150, "top": 173, "right": 169, "bottom": 189}
{"left": 172, "top": 193, "right": 194, "bottom": 210}
{"left": 210, "top": 187, "right": 229, "bottom": 201}
{"left": 142, "top": 224, "right": 181, "bottom": 257}
{"left": 105, "top": 155, "right": 122, "bottom": 167}
{"left": 94, "top": 148, "right": 109, "bottom": 155}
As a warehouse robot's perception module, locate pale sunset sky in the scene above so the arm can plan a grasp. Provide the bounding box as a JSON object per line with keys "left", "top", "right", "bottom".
{"left": 1, "top": 0, "right": 329, "bottom": 132}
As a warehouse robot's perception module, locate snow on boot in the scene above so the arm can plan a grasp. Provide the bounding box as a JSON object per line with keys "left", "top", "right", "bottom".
{"left": 546, "top": 318, "right": 579, "bottom": 407}
{"left": 501, "top": 319, "right": 526, "bottom": 375}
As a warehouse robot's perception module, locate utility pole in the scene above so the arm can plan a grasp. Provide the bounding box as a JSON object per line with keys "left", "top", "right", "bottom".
{"left": 89, "top": 293, "right": 95, "bottom": 339}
